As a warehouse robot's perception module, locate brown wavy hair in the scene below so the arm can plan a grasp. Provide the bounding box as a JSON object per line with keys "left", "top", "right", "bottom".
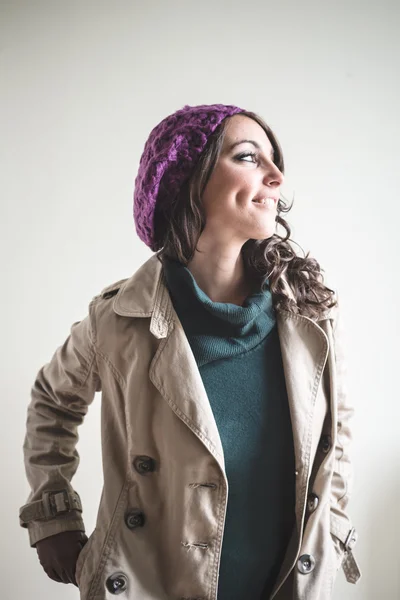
{"left": 153, "top": 110, "right": 336, "bottom": 320}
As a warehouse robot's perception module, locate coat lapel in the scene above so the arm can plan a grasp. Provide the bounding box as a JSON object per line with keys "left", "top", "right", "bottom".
{"left": 149, "top": 313, "right": 226, "bottom": 474}
{"left": 113, "top": 254, "right": 226, "bottom": 474}
{"left": 276, "top": 310, "right": 330, "bottom": 478}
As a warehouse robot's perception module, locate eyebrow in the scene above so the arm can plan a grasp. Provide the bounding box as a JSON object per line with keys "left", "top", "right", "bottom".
{"left": 228, "top": 139, "right": 274, "bottom": 159}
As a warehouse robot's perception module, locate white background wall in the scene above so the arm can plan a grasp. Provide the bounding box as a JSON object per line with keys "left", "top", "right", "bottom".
{"left": 2, "top": 1, "right": 399, "bottom": 598}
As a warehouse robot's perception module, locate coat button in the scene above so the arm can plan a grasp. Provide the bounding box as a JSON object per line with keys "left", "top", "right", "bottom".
{"left": 307, "top": 492, "right": 319, "bottom": 513}
{"left": 133, "top": 455, "right": 156, "bottom": 475}
{"left": 320, "top": 434, "right": 332, "bottom": 453}
{"left": 297, "top": 554, "right": 316, "bottom": 574}
{"left": 105, "top": 573, "right": 128, "bottom": 594}
{"left": 125, "top": 509, "right": 146, "bottom": 529}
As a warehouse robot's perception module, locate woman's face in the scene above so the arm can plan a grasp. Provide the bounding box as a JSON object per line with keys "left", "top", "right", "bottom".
{"left": 200, "top": 114, "right": 284, "bottom": 245}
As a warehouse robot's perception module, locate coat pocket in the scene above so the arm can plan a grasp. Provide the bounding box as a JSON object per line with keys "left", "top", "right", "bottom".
{"left": 75, "top": 527, "right": 97, "bottom": 588}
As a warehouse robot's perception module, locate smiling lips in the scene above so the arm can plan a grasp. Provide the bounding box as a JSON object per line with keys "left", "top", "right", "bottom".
{"left": 251, "top": 197, "right": 276, "bottom": 208}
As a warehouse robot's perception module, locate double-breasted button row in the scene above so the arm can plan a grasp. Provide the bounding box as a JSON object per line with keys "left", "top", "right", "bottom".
{"left": 105, "top": 507, "right": 145, "bottom": 593}
{"left": 103, "top": 455, "right": 156, "bottom": 594}
{"left": 125, "top": 455, "right": 155, "bottom": 529}
{"left": 126, "top": 456, "right": 155, "bottom": 530}
{"left": 107, "top": 454, "right": 208, "bottom": 596}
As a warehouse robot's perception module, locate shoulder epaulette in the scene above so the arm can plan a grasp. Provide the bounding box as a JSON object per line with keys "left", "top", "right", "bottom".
{"left": 99, "top": 278, "right": 129, "bottom": 300}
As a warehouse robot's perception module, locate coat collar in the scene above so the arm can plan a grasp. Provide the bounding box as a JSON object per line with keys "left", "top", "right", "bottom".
{"left": 112, "top": 253, "right": 174, "bottom": 338}
{"left": 112, "top": 253, "right": 337, "bottom": 336}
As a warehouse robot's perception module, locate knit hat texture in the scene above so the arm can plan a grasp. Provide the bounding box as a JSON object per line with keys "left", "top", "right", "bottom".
{"left": 133, "top": 103, "right": 246, "bottom": 250}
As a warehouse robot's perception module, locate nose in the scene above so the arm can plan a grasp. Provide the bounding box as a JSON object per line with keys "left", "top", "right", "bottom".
{"left": 263, "top": 164, "right": 284, "bottom": 189}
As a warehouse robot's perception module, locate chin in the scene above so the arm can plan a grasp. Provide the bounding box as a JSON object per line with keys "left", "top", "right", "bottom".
{"left": 248, "top": 227, "right": 275, "bottom": 241}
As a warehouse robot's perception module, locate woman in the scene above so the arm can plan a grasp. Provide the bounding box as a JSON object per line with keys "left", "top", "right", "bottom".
{"left": 19, "top": 103, "right": 361, "bottom": 599}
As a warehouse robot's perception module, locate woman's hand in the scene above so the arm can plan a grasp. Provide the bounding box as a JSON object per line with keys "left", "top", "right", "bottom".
{"left": 35, "top": 530, "right": 88, "bottom": 587}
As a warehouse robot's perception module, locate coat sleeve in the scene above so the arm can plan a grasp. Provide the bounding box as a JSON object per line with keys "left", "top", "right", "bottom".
{"left": 19, "top": 298, "right": 101, "bottom": 547}
{"left": 330, "top": 290, "right": 355, "bottom": 525}
{"left": 329, "top": 290, "right": 361, "bottom": 583}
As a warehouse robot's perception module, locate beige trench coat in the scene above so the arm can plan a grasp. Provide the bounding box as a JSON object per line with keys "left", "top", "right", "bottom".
{"left": 19, "top": 253, "right": 361, "bottom": 600}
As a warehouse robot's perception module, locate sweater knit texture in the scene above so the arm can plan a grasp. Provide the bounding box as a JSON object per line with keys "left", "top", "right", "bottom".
{"left": 162, "top": 256, "right": 296, "bottom": 600}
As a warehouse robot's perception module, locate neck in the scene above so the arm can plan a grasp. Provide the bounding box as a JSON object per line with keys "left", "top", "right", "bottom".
{"left": 186, "top": 245, "right": 254, "bottom": 306}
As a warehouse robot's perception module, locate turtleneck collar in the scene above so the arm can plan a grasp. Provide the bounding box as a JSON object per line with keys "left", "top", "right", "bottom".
{"left": 162, "top": 256, "right": 277, "bottom": 367}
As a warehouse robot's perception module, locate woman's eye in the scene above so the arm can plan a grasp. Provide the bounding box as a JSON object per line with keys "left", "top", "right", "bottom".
{"left": 235, "top": 151, "right": 258, "bottom": 164}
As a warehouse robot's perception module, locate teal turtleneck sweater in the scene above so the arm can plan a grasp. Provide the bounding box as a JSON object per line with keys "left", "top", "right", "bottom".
{"left": 162, "top": 257, "right": 296, "bottom": 600}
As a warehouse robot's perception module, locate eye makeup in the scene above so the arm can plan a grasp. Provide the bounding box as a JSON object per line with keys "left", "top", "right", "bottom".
{"left": 235, "top": 151, "right": 259, "bottom": 164}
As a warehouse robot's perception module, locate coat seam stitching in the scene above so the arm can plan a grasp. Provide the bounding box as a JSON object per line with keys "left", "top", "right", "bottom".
{"left": 95, "top": 348, "right": 126, "bottom": 389}
{"left": 87, "top": 479, "right": 129, "bottom": 599}
{"left": 332, "top": 315, "right": 348, "bottom": 505}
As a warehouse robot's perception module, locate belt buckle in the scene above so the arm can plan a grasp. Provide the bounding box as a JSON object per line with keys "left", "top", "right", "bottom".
{"left": 44, "top": 489, "right": 71, "bottom": 517}
{"left": 344, "top": 527, "right": 357, "bottom": 551}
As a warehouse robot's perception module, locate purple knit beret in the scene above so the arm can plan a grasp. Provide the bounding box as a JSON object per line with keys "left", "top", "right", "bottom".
{"left": 133, "top": 103, "right": 246, "bottom": 250}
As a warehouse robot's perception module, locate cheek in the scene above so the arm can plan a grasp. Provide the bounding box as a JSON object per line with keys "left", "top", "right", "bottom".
{"left": 203, "top": 163, "right": 252, "bottom": 207}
